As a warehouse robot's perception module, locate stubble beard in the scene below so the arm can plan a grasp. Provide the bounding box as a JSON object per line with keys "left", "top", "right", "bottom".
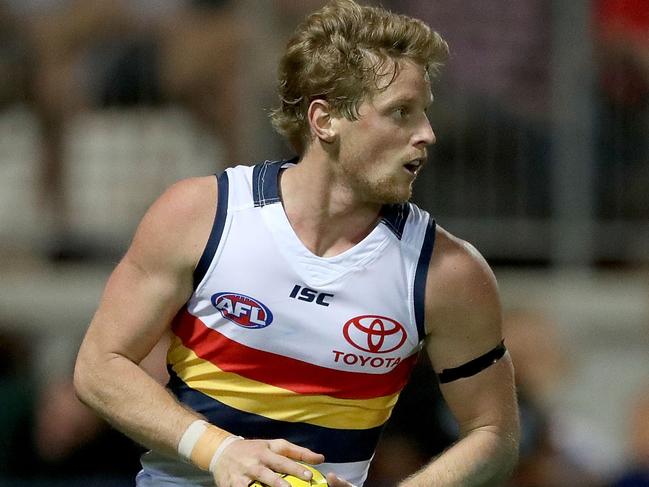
{"left": 344, "top": 165, "right": 413, "bottom": 205}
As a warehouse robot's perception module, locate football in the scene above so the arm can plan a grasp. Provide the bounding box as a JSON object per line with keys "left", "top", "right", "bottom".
{"left": 249, "top": 464, "right": 328, "bottom": 486}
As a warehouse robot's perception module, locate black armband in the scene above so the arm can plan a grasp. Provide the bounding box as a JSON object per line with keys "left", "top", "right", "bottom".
{"left": 437, "top": 340, "right": 507, "bottom": 384}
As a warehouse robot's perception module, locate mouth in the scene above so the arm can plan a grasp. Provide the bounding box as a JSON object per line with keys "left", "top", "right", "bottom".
{"left": 403, "top": 157, "right": 425, "bottom": 175}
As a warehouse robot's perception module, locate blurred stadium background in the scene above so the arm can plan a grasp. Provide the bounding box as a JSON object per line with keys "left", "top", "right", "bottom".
{"left": 0, "top": 1, "right": 647, "bottom": 486}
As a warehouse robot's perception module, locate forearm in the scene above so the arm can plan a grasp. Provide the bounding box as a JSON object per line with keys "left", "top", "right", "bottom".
{"left": 398, "top": 428, "right": 519, "bottom": 487}
{"left": 74, "top": 348, "right": 201, "bottom": 459}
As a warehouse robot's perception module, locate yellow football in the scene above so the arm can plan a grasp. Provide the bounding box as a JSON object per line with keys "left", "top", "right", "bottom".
{"left": 249, "top": 464, "right": 328, "bottom": 486}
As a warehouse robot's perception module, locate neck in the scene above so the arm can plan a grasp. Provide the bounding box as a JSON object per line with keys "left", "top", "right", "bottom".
{"left": 280, "top": 150, "right": 382, "bottom": 257}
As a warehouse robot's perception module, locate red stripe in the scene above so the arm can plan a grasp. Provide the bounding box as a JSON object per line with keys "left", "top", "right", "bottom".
{"left": 171, "top": 309, "right": 417, "bottom": 400}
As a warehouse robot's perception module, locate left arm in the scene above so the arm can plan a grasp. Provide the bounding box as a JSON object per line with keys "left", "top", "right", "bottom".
{"left": 399, "top": 228, "right": 519, "bottom": 486}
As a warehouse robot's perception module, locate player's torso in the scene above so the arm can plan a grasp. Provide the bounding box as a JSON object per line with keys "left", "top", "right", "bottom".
{"left": 186, "top": 200, "right": 422, "bottom": 382}
{"left": 141, "top": 160, "right": 436, "bottom": 487}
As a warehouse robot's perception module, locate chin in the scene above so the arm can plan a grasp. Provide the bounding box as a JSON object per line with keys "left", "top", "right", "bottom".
{"left": 351, "top": 171, "right": 413, "bottom": 205}
{"left": 372, "top": 184, "right": 412, "bottom": 204}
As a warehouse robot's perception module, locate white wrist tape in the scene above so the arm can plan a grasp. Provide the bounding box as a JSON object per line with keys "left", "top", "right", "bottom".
{"left": 177, "top": 419, "right": 244, "bottom": 472}
{"left": 177, "top": 419, "right": 209, "bottom": 461}
{"left": 208, "top": 434, "right": 243, "bottom": 473}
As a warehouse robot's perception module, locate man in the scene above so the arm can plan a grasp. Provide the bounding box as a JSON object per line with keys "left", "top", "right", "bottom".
{"left": 74, "top": 1, "right": 520, "bottom": 486}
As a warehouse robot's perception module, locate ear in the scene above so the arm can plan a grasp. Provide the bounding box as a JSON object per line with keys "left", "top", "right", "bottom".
{"left": 307, "top": 99, "right": 337, "bottom": 144}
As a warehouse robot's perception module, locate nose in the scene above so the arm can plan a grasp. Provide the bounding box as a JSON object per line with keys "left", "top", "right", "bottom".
{"left": 414, "top": 114, "right": 436, "bottom": 147}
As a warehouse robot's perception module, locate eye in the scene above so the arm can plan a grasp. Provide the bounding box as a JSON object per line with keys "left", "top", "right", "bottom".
{"left": 393, "top": 106, "right": 409, "bottom": 119}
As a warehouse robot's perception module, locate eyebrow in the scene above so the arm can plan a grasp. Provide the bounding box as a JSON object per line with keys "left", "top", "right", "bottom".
{"left": 386, "top": 93, "right": 434, "bottom": 110}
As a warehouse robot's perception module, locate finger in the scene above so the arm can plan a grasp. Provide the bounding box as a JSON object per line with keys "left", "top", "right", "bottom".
{"left": 262, "top": 452, "right": 316, "bottom": 482}
{"left": 268, "top": 439, "right": 325, "bottom": 465}
{"left": 326, "top": 472, "right": 357, "bottom": 487}
{"left": 254, "top": 465, "right": 291, "bottom": 487}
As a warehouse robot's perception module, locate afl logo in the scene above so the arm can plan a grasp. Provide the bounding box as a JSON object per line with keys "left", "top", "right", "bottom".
{"left": 343, "top": 315, "right": 407, "bottom": 354}
{"left": 211, "top": 292, "right": 273, "bottom": 329}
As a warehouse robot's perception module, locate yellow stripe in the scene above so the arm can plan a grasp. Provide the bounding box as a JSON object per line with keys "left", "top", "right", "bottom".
{"left": 168, "top": 339, "right": 398, "bottom": 430}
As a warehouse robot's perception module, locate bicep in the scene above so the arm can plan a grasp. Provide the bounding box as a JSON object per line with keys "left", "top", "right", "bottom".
{"left": 80, "top": 177, "right": 216, "bottom": 365}
{"left": 425, "top": 316, "right": 515, "bottom": 435}
{"left": 437, "top": 352, "right": 517, "bottom": 436}
{"left": 84, "top": 250, "right": 191, "bottom": 365}
{"left": 424, "top": 231, "right": 517, "bottom": 434}
{"left": 424, "top": 240, "right": 504, "bottom": 375}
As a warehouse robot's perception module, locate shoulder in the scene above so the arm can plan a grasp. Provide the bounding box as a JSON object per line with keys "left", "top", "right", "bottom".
{"left": 128, "top": 176, "right": 218, "bottom": 271}
{"left": 153, "top": 175, "right": 218, "bottom": 210}
{"left": 428, "top": 225, "right": 498, "bottom": 296}
{"left": 424, "top": 225, "right": 502, "bottom": 362}
{"left": 138, "top": 176, "right": 217, "bottom": 236}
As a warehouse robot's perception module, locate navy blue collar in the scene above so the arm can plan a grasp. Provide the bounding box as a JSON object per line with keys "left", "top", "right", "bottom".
{"left": 252, "top": 158, "right": 409, "bottom": 240}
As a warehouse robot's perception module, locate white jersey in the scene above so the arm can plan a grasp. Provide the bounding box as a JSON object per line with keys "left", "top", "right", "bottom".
{"left": 137, "top": 159, "right": 437, "bottom": 486}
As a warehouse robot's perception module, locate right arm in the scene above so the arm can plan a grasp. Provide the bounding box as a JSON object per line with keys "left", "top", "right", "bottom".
{"left": 73, "top": 176, "right": 217, "bottom": 457}
{"left": 74, "top": 177, "right": 337, "bottom": 487}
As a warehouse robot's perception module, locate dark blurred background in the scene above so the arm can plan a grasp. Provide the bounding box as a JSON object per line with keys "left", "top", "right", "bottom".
{"left": 0, "top": 1, "right": 647, "bottom": 486}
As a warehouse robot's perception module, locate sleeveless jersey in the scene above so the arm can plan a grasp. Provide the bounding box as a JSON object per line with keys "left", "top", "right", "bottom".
{"left": 137, "top": 160, "right": 436, "bottom": 486}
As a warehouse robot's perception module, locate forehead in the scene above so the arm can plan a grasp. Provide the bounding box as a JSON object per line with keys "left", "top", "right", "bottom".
{"left": 370, "top": 60, "right": 432, "bottom": 105}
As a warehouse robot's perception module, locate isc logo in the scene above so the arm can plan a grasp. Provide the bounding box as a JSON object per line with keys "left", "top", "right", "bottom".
{"left": 289, "top": 285, "right": 334, "bottom": 307}
{"left": 211, "top": 292, "right": 273, "bottom": 328}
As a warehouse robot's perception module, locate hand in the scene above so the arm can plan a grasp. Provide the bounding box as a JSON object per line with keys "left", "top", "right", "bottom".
{"left": 212, "top": 438, "right": 325, "bottom": 487}
{"left": 326, "top": 473, "right": 358, "bottom": 487}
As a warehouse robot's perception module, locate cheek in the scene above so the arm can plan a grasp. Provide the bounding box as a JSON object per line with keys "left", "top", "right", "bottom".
{"left": 361, "top": 116, "right": 399, "bottom": 136}
{"left": 357, "top": 121, "right": 402, "bottom": 150}
{"left": 340, "top": 118, "right": 405, "bottom": 161}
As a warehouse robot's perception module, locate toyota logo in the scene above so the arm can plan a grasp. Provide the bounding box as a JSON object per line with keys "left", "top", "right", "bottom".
{"left": 342, "top": 315, "right": 407, "bottom": 354}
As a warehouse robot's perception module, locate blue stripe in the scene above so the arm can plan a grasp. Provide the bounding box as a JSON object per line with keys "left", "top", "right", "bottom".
{"left": 167, "top": 368, "right": 382, "bottom": 463}
{"left": 193, "top": 172, "right": 229, "bottom": 289}
{"left": 379, "top": 203, "right": 411, "bottom": 240}
{"left": 414, "top": 218, "right": 436, "bottom": 342}
{"left": 252, "top": 160, "right": 283, "bottom": 207}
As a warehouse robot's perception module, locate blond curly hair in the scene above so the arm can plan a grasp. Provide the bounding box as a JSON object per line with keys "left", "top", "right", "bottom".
{"left": 270, "top": 0, "right": 448, "bottom": 154}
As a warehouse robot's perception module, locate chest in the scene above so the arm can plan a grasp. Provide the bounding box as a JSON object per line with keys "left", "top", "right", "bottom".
{"left": 189, "top": 209, "right": 422, "bottom": 374}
